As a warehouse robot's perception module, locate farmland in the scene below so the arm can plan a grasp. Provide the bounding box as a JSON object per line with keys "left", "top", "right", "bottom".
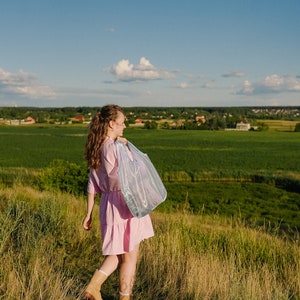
{"left": 0, "top": 125, "right": 299, "bottom": 174}
{"left": 0, "top": 124, "right": 300, "bottom": 230}
{"left": 257, "top": 119, "right": 299, "bottom": 131}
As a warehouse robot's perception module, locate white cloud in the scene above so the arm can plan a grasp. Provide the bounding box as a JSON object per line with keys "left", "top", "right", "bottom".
{"left": 177, "top": 82, "right": 189, "bottom": 89}
{"left": 105, "top": 57, "right": 175, "bottom": 81}
{"left": 0, "top": 68, "right": 55, "bottom": 99}
{"left": 239, "top": 80, "right": 254, "bottom": 94}
{"left": 174, "top": 77, "right": 216, "bottom": 89}
{"left": 222, "top": 71, "right": 246, "bottom": 78}
{"left": 237, "top": 74, "right": 300, "bottom": 95}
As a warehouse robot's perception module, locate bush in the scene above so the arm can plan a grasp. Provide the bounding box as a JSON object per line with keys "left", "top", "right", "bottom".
{"left": 37, "top": 160, "right": 88, "bottom": 195}
{"left": 144, "top": 120, "right": 158, "bottom": 129}
{"left": 294, "top": 122, "right": 300, "bottom": 132}
{"left": 257, "top": 122, "right": 269, "bottom": 131}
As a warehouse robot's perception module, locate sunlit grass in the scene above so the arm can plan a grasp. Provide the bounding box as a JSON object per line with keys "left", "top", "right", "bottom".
{"left": 1, "top": 185, "right": 299, "bottom": 299}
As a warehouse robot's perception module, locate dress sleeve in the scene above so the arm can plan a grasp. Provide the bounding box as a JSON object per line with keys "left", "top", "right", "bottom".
{"left": 87, "top": 169, "right": 101, "bottom": 195}
{"left": 102, "top": 140, "right": 120, "bottom": 190}
{"left": 86, "top": 139, "right": 120, "bottom": 194}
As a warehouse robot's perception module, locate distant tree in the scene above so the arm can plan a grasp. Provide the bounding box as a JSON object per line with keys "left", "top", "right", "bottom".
{"left": 126, "top": 116, "right": 136, "bottom": 124}
{"left": 182, "top": 121, "right": 197, "bottom": 130}
{"left": 206, "top": 117, "right": 226, "bottom": 130}
{"left": 36, "top": 117, "right": 47, "bottom": 124}
{"left": 295, "top": 123, "right": 300, "bottom": 132}
{"left": 160, "top": 121, "right": 170, "bottom": 129}
{"left": 257, "top": 122, "right": 269, "bottom": 131}
{"left": 144, "top": 120, "right": 158, "bottom": 129}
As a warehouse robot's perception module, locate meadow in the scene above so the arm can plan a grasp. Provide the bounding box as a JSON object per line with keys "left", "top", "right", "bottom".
{"left": 1, "top": 124, "right": 300, "bottom": 299}
{"left": 0, "top": 186, "right": 299, "bottom": 299}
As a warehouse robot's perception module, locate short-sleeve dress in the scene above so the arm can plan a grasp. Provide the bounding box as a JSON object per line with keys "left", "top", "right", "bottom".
{"left": 87, "top": 137, "right": 154, "bottom": 255}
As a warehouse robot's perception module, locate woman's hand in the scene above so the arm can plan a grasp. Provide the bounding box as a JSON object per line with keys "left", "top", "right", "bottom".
{"left": 83, "top": 193, "right": 96, "bottom": 230}
{"left": 117, "top": 137, "right": 128, "bottom": 145}
{"left": 82, "top": 215, "right": 92, "bottom": 231}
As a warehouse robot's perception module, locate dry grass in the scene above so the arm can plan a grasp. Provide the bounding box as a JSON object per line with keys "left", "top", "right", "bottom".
{"left": 0, "top": 186, "right": 299, "bottom": 299}
{"left": 257, "top": 119, "right": 298, "bottom": 131}
{"left": 138, "top": 213, "right": 299, "bottom": 299}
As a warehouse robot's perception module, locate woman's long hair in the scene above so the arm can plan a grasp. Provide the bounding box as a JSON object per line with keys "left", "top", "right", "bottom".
{"left": 85, "top": 104, "right": 123, "bottom": 169}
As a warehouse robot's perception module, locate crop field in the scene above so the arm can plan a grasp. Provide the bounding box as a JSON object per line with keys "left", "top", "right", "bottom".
{"left": 257, "top": 119, "right": 299, "bottom": 131}
{"left": 0, "top": 125, "right": 88, "bottom": 168}
{"left": 1, "top": 124, "right": 300, "bottom": 230}
{"left": 0, "top": 125, "right": 299, "bottom": 175}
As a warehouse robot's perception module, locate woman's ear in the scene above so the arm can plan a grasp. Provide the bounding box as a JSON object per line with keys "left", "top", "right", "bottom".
{"left": 108, "top": 120, "right": 114, "bottom": 129}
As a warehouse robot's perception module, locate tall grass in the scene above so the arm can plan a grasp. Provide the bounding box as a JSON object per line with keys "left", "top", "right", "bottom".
{"left": 140, "top": 213, "right": 300, "bottom": 299}
{"left": 0, "top": 185, "right": 299, "bottom": 299}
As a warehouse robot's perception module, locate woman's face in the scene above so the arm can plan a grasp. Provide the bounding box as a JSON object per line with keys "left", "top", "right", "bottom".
{"left": 111, "top": 112, "right": 126, "bottom": 138}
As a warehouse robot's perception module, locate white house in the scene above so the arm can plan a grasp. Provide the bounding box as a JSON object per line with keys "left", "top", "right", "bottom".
{"left": 236, "top": 122, "right": 250, "bottom": 131}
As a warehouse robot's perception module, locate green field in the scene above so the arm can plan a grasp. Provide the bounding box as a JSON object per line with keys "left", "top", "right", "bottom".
{"left": 1, "top": 125, "right": 299, "bottom": 174}
{"left": 0, "top": 125, "right": 88, "bottom": 168}
{"left": 1, "top": 125, "right": 300, "bottom": 230}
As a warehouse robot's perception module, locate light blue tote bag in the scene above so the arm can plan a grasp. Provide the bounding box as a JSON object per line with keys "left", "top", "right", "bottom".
{"left": 115, "top": 140, "right": 167, "bottom": 218}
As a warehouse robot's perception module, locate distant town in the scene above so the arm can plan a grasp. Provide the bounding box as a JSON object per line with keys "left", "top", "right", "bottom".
{"left": 0, "top": 106, "right": 299, "bottom": 131}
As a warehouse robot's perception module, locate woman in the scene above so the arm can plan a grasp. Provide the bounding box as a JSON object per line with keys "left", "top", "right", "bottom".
{"left": 82, "top": 104, "right": 154, "bottom": 300}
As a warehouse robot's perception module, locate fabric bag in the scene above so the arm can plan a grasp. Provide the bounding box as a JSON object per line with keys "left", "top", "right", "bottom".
{"left": 115, "top": 140, "right": 167, "bottom": 218}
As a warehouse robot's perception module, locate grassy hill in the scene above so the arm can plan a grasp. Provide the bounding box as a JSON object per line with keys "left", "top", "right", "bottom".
{"left": 0, "top": 185, "right": 299, "bottom": 299}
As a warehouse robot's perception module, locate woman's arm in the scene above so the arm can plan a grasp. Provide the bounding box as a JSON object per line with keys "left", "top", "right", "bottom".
{"left": 82, "top": 192, "right": 96, "bottom": 230}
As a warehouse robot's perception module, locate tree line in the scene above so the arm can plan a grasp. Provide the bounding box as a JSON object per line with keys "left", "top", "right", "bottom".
{"left": 1, "top": 106, "right": 300, "bottom": 131}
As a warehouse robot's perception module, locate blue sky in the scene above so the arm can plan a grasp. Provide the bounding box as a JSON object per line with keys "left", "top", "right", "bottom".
{"left": 1, "top": 0, "right": 300, "bottom": 107}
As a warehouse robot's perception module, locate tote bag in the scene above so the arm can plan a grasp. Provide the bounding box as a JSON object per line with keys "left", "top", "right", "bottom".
{"left": 115, "top": 140, "right": 167, "bottom": 218}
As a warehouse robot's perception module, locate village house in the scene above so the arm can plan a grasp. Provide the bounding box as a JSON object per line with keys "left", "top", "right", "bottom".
{"left": 24, "top": 116, "right": 36, "bottom": 124}
{"left": 5, "top": 116, "right": 36, "bottom": 125}
{"left": 195, "top": 115, "right": 206, "bottom": 123}
{"left": 128, "top": 118, "right": 144, "bottom": 127}
{"left": 74, "top": 115, "right": 85, "bottom": 122}
{"left": 236, "top": 121, "right": 250, "bottom": 131}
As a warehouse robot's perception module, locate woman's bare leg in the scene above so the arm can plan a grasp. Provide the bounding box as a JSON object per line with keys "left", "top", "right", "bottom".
{"left": 99, "top": 255, "right": 120, "bottom": 276}
{"left": 84, "top": 256, "right": 119, "bottom": 300}
{"left": 119, "top": 244, "right": 140, "bottom": 296}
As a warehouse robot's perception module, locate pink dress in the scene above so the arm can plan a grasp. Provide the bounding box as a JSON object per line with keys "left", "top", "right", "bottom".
{"left": 87, "top": 137, "right": 154, "bottom": 255}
